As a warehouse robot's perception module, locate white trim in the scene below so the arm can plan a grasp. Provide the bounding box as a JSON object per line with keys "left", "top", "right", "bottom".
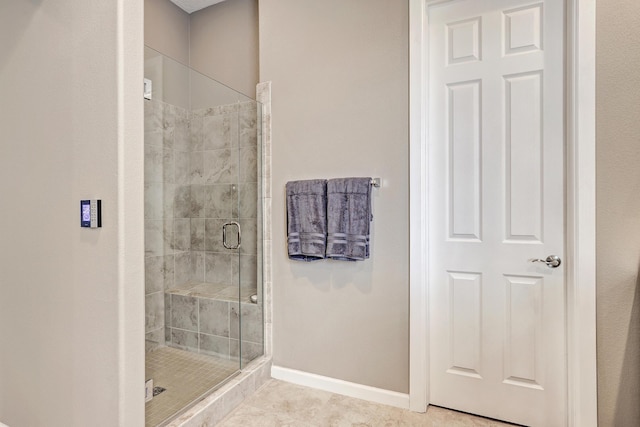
{"left": 118, "top": 0, "right": 145, "bottom": 425}
{"left": 565, "top": 1, "right": 598, "bottom": 426}
{"left": 408, "top": 0, "right": 597, "bottom": 425}
{"left": 409, "top": 0, "right": 429, "bottom": 414}
{"left": 271, "top": 366, "right": 410, "bottom": 410}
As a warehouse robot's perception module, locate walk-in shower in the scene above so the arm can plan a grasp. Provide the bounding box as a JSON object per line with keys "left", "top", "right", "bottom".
{"left": 143, "top": 46, "right": 264, "bottom": 427}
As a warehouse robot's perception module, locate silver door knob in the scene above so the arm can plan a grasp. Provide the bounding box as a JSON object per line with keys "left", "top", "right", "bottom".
{"left": 530, "top": 255, "right": 561, "bottom": 268}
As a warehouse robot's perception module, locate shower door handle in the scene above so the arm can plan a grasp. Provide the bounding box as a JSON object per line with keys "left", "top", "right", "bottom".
{"left": 222, "top": 221, "right": 241, "bottom": 250}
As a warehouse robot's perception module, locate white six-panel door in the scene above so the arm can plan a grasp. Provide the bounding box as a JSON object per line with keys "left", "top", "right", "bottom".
{"left": 428, "top": 1, "right": 566, "bottom": 425}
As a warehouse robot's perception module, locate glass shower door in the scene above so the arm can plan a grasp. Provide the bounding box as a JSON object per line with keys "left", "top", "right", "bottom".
{"left": 189, "top": 68, "right": 264, "bottom": 369}
{"left": 144, "top": 45, "right": 264, "bottom": 427}
{"left": 144, "top": 46, "right": 245, "bottom": 426}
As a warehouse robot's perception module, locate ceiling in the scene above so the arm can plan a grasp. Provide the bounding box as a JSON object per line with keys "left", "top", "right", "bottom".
{"left": 170, "top": 0, "right": 227, "bottom": 14}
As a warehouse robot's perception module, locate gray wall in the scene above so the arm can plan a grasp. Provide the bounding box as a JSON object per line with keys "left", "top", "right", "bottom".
{"left": 260, "top": 0, "right": 410, "bottom": 393}
{"left": 145, "top": 0, "right": 258, "bottom": 97}
{"left": 190, "top": 0, "right": 259, "bottom": 98}
{"left": 0, "top": 1, "right": 144, "bottom": 426}
{"left": 144, "top": 0, "right": 190, "bottom": 65}
{"left": 596, "top": 0, "right": 640, "bottom": 425}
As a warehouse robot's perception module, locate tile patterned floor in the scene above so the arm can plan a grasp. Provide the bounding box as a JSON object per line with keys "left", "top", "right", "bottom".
{"left": 217, "top": 379, "right": 516, "bottom": 427}
{"left": 145, "top": 347, "right": 239, "bottom": 427}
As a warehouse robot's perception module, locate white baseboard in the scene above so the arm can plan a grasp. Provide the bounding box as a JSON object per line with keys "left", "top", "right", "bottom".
{"left": 271, "top": 365, "right": 410, "bottom": 410}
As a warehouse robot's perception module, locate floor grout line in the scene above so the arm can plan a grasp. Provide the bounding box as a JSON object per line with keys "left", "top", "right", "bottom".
{"left": 145, "top": 346, "right": 239, "bottom": 427}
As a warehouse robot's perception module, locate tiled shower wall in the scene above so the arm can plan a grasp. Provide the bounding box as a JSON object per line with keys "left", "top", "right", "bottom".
{"left": 187, "top": 102, "right": 259, "bottom": 292}
{"left": 165, "top": 296, "right": 264, "bottom": 362}
{"left": 144, "top": 98, "right": 262, "bottom": 359}
{"left": 164, "top": 102, "right": 262, "bottom": 360}
{"left": 145, "top": 99, "right": 191, "bottom": 350}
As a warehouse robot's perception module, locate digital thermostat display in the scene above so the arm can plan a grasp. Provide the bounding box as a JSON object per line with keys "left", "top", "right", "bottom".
{"left": 81, "top": 199, "right": 102, "bottom": 228}
{"left": 81, "top": 203, "right": 91, "bottom": 223}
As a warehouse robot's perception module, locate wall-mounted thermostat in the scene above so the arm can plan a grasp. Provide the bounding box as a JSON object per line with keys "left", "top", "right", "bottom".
{"left": 81, "top": 200, "right": 102, "bottom": 228}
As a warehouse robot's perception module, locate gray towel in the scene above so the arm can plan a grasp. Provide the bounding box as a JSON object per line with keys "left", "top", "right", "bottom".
{"left": 286, "top": 179, "right": 327, "bottom": 261}
{"left": 326, "top": 177, "right": 372, "bottom": 261}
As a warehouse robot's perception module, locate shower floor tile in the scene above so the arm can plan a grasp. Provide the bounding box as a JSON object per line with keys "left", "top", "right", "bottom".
{"left": 145, "top": 346, "right": 239, "bottom": 427}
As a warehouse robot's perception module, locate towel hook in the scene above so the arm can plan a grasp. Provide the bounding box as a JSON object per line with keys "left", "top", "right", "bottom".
{"left": 370, "top": 178, "right": 381, "bottom": 188}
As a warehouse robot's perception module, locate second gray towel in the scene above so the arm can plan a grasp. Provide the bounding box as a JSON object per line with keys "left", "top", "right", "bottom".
{"left": 326, "top": 177, "right": 372, "bottom": 261}
{"left": 286, "top": 179, "right": 327, "bottom": 261}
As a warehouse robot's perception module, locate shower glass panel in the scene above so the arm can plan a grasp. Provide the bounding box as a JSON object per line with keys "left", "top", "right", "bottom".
{"left": 144, "top": 46, "right": 264, "bottom": 427}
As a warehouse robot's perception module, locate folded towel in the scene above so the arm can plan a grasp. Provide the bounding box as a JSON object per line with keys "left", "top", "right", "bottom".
{"left": 286, "top": 179, "right": 327, "bottom": 261}
{"left": 326, "top": 177, "right": 372, "bottom": 261}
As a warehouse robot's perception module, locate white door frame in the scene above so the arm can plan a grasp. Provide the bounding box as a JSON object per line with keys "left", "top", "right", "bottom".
{"left": 408, "top": 0, "right": 597, "bottom": 425}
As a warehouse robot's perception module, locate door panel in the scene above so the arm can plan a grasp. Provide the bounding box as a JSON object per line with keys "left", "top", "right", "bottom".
{"left": 448, "top": 81, "right": 482, "bottom": 241}
{"left": 428, "top": 1, "right": 566, "bottom": 425}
